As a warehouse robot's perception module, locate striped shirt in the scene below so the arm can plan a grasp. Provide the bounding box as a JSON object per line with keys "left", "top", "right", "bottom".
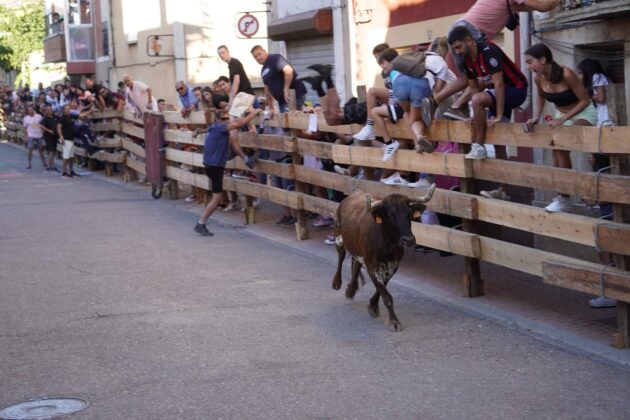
{"left": 463, "top": 41, "right": 527, "bottom": 89}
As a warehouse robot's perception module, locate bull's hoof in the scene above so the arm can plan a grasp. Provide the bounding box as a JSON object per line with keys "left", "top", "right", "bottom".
{"left": 367, "top": 304, "right": 379, "bottom": 318}
{"left": 345, "top": 285, "right": 357, "bottom": 299}
{"left": 332, "top": 276, "right": 342, "bottom": 290}
{"left": 385, "top": 321, "right": 403, "bottom": 332}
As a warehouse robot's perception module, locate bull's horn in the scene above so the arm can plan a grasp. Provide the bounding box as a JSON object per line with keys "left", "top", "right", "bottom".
{"left": 370, "top": 200, "right": 382, "bottom": 210}
{"left": 410, "top": 183, "right": 436, "bottom": 203}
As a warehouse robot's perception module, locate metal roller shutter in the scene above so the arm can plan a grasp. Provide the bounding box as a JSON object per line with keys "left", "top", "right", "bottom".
{"left": 286, "top": 36, "right": 335, "bottom": 106}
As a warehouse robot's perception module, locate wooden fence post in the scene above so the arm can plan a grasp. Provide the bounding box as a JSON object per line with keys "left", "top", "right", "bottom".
{"left": 610, "top": 154, "right": 630, "bottom": 348}
{"left": 289, "top": 89, "right": 309, "bottom": 240}
{"left": 459, "top": 141, "right": 484, "bottom": 297}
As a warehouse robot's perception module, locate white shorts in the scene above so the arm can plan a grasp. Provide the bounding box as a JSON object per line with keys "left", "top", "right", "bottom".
{"left": 62, "top": 140, "right": 75, "bottom": 159}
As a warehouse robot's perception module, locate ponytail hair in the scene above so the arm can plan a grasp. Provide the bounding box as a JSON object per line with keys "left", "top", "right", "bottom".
{"left": 430, "top": 36, "right": 449, "bottom": 58}
{"left": 525, "top": 43, "right": 563, "bottom": 84}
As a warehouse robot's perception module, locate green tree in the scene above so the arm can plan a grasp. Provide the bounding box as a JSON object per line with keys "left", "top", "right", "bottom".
{"left": 0, "top": 1, "right": 45, "bottom": 72}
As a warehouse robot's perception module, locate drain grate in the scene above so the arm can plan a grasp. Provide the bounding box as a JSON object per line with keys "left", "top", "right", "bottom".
{"left": 0, "top": 398, "right": 88, "bottom": 419}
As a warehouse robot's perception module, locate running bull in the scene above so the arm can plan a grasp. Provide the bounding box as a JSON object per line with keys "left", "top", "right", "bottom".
{"left": 331, "top": 185, "right": 436, "bottom": 331}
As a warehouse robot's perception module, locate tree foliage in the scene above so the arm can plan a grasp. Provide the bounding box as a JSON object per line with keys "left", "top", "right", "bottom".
{"left": 0, "top": 1, "right": 46, "bottom": 72}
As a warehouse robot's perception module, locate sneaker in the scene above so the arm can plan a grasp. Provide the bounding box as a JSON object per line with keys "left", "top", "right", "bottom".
{"left": 334, "top": 165, "right": 350, "bottom": 176}
{"left": 383, "top": 174, "right": 408, "bottom": 186}
{"left": 276, "top": 215, "right": 293, "bottom": 225}
{"left": 353, "top": 124, "right": 375, "bottom": 141}
{"left": 589, "top": 296, "right": 617, "bottom": 308}
{"left": 407, "top": 178, "right": 431, "bottom": 188}
{"left": 544, "top": 195, "right": 570, "bottom": 213}
{"left": 415, "top": 135, "right": 435, "bottom": 153}
{"left": 381, "top": 171, "right": 403, "bottom": 183}
{"left": 245, "top": 150, "right": 260, "bottom": 169}
{"left": 185, "top": 195, "right": 195, "bottom": 202}
{"left": 71, "top": 171, "right": 81, "bottom": 177}
{"left": 382, "top": 140, "right": 400, "bottom": 162}
{"left": 444, "top": 106, "right": 469, "bottom": 121}
{"left": 26, "top": 165, "right": 31, "bottom": 169}
{"left": 231, "top": 172, "right": 249, "bottom": 180}
{"left": 194, "top": 223, "right": 214, "bottom": 236}
{"left": 480, "top": 188, "right": 510, "bottom": 200}
{"left": 60, "top": 173, "right": 69, "bottom": 179}
{"left": 313, "top": 216, "right": 334, "bottom": 228}
{"left": 465, "top": 143, "right": 487, "bottom": 160}
{"left": 223, "top": 202, "right": 239, "bottom": 212}
{"left": 414, "top": 245, "right": 435, "bottom": 253}
{"left": 420, "top": 97, "right": 435, "bottom": 129}
{"left": 280, "top": 216, "right": 297, "bottom": 226}
{"left": 324, "top": 234, "right": 336, "bottom": 245}
{"left": 52, "top": 166, "right": 60, "bottom": 173}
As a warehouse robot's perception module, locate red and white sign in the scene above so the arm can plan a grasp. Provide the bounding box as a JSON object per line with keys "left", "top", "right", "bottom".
{"left": 237, "top": 13, "right": 259, "bottom": 38}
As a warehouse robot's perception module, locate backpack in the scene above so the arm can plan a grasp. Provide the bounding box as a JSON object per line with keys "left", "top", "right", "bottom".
{"left": 392, "top": 50, "right": 436, "bottom": 78}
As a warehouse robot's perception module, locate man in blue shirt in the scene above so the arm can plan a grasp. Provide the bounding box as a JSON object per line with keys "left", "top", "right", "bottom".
{"left": 176, "top": 81, "right": 198, "bottom": 118}
{"left": 193, "top": 107, "right": 262, "bottom": 236}
{"left": 250, "top": 45, "right": 305, "bottom": 116}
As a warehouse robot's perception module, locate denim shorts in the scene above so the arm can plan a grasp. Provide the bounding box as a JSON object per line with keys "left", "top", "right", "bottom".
{"left": 392, "top": 74, "right": 432, "bottom": 108}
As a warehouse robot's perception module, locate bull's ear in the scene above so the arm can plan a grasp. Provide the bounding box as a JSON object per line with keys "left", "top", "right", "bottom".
{"left": 371, "top": 202, "right": 385, "bottom": 224}
{"left": 410, "top": 202, "right": 426, "bottom": 221}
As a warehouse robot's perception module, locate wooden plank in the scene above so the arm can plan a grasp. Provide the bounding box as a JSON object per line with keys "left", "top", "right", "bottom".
{"left": 332, "top": 144, "right": 472, "bottom": 178}
{"left": 122, "top": 122, "right": 145, "bottom": 140}
{"left": 126, "top": 157, "right": 146, "bottom": 175}
{"left": 165, "top": 148, "right": 203, "bottom": 167}
{"left": 123, "top": 110, "right": 143, "bottom": 125}
{"left": 472, "top": 159, "right": 630, "bottom": 205}
{"left": 89, "top": 110, "right": 123, "bottom": 120}
{"left": 285, "top": 112, "right": 358, "bottom": 135}
{"left": 166, "top": 165, "right": 209, "bottom": 189}
{"left": 542, "top": 260, "right": 630, "bottom": 303}
{"left": 95, "top": 151, "right": 126, "bottom": 163}
{"left": 412, "top": 222, "right": 481, "bottom": 259}
{"left": 162, "top": 110, "right": 207, "bottom": 125}
{"left": 294, "top": 166, "right": 349, "bottom": 194}
{"left": 223, "top": 178, "right": 301, "bottom": 209}
{"left": 92, "top": 120, "right": 122, "bottom": 132}
{"left": 121, "top": 138, "right": 145, "bottom": 158}
{"left": 94, "top": 137, "right": 122, "bottom": 148}
{"left": 237, "top": 132, "right": 297, "bottom": 153}
{"left": 73, "top": 147, "right": 87, "bottom": 157}
{"left": 297, "top": 137, "right": 334, "bottom": 159}
{"left": 301, "top": 194, "right": 339, "bottom": 219}
{"left": 479, "top": 235, "right": 602, "bottom": 277}
{"left": 163, "top": 129, "right": 204, "bottom": 146}
{"left": 380, "top": 120, "right": 473, "bottom": 143}
{"left": 477, "top": 197, "right": 630, "bottom": 254}
{"left": 226, "top": 158, "right": 295, "bottom": 179}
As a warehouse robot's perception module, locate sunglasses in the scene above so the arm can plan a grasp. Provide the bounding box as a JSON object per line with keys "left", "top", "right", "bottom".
{"left": 220, "top": 117, "right": 229, "bottom": 121}
{"left": 176, "top": 86, "right": 185, "bottom": 92}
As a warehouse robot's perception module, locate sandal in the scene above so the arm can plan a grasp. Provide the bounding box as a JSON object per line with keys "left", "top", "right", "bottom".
{"left": 415, "top": 135, "right": 435, "bottom": 153}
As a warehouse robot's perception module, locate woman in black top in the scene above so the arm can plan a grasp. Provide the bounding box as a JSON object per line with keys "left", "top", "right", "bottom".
{"left": 524, "top": 43, "right": 596, "bottom": 213}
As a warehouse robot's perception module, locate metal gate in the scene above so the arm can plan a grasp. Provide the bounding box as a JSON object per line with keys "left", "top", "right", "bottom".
{"left": 286, "top": 36, "right": 335, "bottom": 106}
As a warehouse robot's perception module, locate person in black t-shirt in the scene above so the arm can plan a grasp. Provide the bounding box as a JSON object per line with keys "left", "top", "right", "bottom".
{"left": 56, "top": 105, "right": 78, "bottom": 178}
{"left": 218, "top": 45, "right": 255, "bottom": 110}
{"left": 39, "top": 105, "right": 60, "bottom": 171}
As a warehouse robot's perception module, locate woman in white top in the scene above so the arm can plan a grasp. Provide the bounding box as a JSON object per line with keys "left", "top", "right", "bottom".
{"left": 577, "top": 58, "right": 612, "bottom": 126}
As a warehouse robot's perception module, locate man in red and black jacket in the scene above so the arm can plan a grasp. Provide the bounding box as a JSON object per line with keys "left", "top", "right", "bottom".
{"left": 447, "top": 25, "right": 527, "bottom": 161}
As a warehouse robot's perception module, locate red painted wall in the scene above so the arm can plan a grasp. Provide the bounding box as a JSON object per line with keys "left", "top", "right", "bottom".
{"left": 388, "top": 0, "right": 476, "bottom": 27}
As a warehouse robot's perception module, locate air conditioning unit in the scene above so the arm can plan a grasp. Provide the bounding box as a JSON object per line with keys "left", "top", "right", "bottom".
{"left": 126, "top": 32, "right": 137, "bottom": 45}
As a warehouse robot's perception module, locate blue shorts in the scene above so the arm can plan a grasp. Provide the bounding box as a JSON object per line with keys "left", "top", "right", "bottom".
{"left": 392, "top": 74, "right": 432, "bottom": 108}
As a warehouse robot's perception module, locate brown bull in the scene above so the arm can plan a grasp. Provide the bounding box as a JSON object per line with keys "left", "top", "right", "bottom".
{"left": 331, "top": 185, "right": 436, "bottom": 331}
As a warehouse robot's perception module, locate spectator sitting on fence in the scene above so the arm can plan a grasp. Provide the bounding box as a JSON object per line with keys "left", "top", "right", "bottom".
{"left": 176, "top": 81, "right": 198, "bottom": 118}
{"left": 85, "top": 77, "right": 106, "bottom": 110}
{"left": 45, "top": 90, "right": 60, "bottom": 114}
{"left": 444, "top": 26, "right": 527, "bottom": 202}
{"left": 193, "top": 107, "right": 263, "bottom": 237}
{"left": 523, "top": 43, "right": 595, "bottom": 213}
{"left": 23, "top": 105, "right": 46, "bottom": 170}
{"left": 99, "top": 86, "right": 125, "bottom": 112}
{"left": 218, "top": 45, "right": 257, "bottom": 111}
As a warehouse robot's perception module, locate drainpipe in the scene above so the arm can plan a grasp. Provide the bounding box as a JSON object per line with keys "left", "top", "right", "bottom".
{"left": 519, "top": 11, "right": 532, "bottom": 114}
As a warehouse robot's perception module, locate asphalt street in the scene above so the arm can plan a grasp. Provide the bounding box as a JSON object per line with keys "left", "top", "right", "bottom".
{"left": 1, "top": 142, "right": 629, "bottom": 419}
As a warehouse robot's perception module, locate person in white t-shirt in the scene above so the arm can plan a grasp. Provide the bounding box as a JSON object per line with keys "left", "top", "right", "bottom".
{"left": 577, "top": 58, "right": 613, "bottom": 127}
{"left": 22, "top": 105, "right": 46, "bottom": 169}
{"left": 122, "top": 74, "right": 157, "bottom": 118}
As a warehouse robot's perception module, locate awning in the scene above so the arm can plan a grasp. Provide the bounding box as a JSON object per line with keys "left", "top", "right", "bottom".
{"left": 268, "top": 8, "right": 332, "bottom": 41}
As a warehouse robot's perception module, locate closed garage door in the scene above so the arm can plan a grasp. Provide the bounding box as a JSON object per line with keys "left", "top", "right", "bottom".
{"left": 286, "top": 36, "right": 335, "bottom": 106}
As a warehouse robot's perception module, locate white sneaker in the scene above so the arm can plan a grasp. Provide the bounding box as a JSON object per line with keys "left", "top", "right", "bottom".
{"left": 353, "top": 124, "right": 375, "bottom": 141}
{"left": 407, "top": 178, "right": 431, "bottom": 188}
{"left": 544, "top": 195, "right": 570, "bottom": 213}
{"left": 382, "top": 141, "right": 400, "bottom": 162}
{"left": 381, "top": 171, "right": 402, "bottom": 183}
{"left": 334, "top": 164, "right": 350, "bottom": 176}
{"left": 589, "top": 296, "right": 617, "bottom": 308}
{"left": 480, "top": 187, "right": 509, "bottom": 200}
{"left": 382, "top": 174, "right": 408, "bottom": 186}
{"left": 465, "top": 143, "right": 487, "bottom": 160}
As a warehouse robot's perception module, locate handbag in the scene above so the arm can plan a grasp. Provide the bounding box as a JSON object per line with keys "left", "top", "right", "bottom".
{"left": 505, "top": 0, "right": 520, "bottom": 31}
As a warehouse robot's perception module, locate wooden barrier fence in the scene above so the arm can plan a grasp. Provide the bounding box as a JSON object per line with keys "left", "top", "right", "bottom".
{"left": 4, "top": 108, "right": 629, "bottom": 348}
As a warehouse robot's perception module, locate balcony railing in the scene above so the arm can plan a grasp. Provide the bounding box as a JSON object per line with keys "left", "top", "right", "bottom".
{"left": 556, "top": 0, "right": 630, "bottom": 23}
